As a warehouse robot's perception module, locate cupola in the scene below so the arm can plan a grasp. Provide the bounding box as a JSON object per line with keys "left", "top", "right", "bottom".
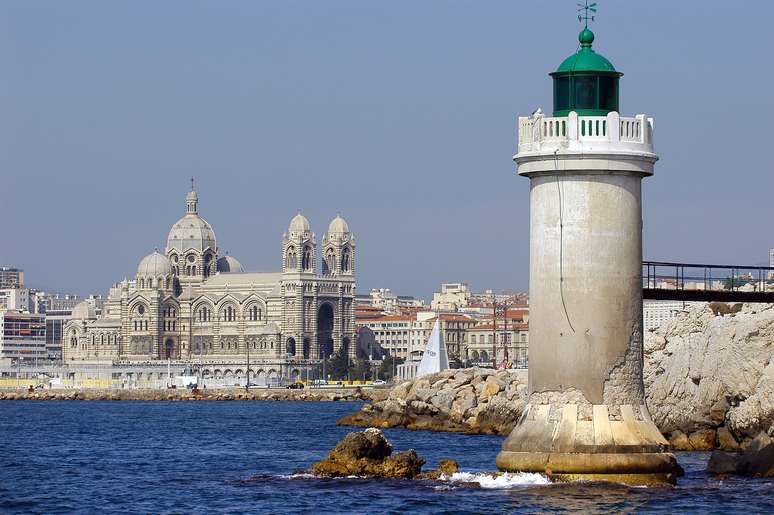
{"left": 550, "top": 27, "right": 622, "bottom": 116}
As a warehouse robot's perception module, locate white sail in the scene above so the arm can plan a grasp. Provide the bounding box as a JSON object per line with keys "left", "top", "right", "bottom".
{"left": 417, "top": 318, "right": 449, "bottom": 378}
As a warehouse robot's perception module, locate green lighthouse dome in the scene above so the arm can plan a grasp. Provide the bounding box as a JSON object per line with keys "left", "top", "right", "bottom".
{"left": 550, "top": 28, "right": 622, "bottom": 116}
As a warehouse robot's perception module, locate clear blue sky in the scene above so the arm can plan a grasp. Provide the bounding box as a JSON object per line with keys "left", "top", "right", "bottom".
{"left": 2, "top": 1, "right": 773, "bottom": 301}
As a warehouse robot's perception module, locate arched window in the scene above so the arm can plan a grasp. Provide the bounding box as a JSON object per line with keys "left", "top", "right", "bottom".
{"left": 144, "top": 321, "right": 148, "bottom": 331}
{"left": 302, "top": 246, "right": 312, "bottom": 270}
{"left": 204, "top": 254, "right": 212, "bottom": 278}
{"left": 101, "top": 334, "right": 104, "bottom": 345}
{"left": 286, "top": 247, "right": 297, "bottom": 269}
{"left": 341, "top": 248, "right": 350, "bottom": 272}
{"left": 140, "top": 278, "right": 145, "bottom": 289}
{"left": 323, "top": 249, "right": 335, "bottom": 275}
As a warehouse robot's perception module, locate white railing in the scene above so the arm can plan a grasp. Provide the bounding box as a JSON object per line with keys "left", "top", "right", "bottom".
{"left": 517, "top": 111, "right": 654, "bottom": 155}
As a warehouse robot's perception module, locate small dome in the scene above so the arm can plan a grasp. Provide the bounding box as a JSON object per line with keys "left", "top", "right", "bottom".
{"left": 186, "top": 190, "right": 198, "bottom": 202}
{"left": 289, "top": 213, "right": 311, "bottom": 234}
{"left": 137, "top": 250, "right": 173, "bottom": 277}
{"left": 554, "top": 28, "right": 618, "bottom": 74}
{"left": 71, "top": 301, "right": 96, "bottom": 320}
{"left": 217, "top": 255, "right": 244, "bottom": 273}
{"left": 327, "top": 215, "right": 350, "bottom": 235}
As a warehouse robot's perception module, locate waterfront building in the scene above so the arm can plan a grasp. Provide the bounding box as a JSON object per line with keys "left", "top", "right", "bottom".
{"left": 0, "top": 267, "right": 24, "bottom": 289}
{"left": 497, "top": 20, "right": 679, "bottom": 481}
{"left": 356, "top": 306, "right": 529, "bottom": 367}
{"left": 430, "top": 283, "right": 471, "bottom": 311}
{"left": 409, "top": 312, "right": 476, "bottom": 363}
{"left": 354, "top": 288, "right": 425, "bottom": 313}
{"left": 467, "top": 312, "right": 529, "bottom": 368}
{"left": 63, "top": 187, "right": 356, "bottom": 383}
{"left": 0, "top": 309, "right": 46, "bottom": 363}
{"left": 0, "top": 288, "right": 39, "bottom": 313}
{"left": 356, "top": 314, "right": 413, "bottom": 360}
{"left": 643, "top": 300, "right": 696, "bottom": 331}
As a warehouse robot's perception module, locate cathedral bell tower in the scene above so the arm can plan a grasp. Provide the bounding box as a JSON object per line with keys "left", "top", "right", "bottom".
{"left": 496, "top": 10, "right": 682, "bottom": 485}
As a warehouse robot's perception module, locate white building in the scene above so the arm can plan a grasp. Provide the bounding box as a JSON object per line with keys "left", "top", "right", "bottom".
{"left": 643, "top": 300, "right": 696, "bottom": 331}
{"left": 356, "top": 288, "right": 425, "bottom": 313}
{"left": 0, "top": 289, "right": 38, "bottom": 313}
{"left": 430, "top": 283, "right": 471, "bottom": 311}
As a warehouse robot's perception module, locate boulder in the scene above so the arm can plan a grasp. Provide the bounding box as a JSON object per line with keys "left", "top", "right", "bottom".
{"left": 480, "top": 376, "right": 504, "bottom": 400}
{"left": 688, "top": 429, "right": 716, "bottom": 450}
{"left": 708, "top": 433, "right": 774, "bottom": 477}
{"left": 668, "top": 430, "right": 691, "bottom": 451}
{"left": 310, "top": 428, "right": 425, "bottom": 479}
{"left": 717, "top": 427, "right": 740, "bottom": 451}
{"left": 417, "top": 459, "right": 460, "bottom": 480}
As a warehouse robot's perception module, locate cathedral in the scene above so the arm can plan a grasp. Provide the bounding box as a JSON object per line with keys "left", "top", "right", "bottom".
{"left": 63, "top": 187, "right": 356, "bottom": 374}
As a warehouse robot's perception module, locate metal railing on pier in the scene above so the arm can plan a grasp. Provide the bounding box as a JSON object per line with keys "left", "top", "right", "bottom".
{"left": 643, "top": 261, "right": 774, "bottom": 303}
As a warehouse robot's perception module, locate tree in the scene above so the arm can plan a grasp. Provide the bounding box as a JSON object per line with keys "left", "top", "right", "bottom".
{"left": 349, "top": 358, "right": 371, "bottom": 381}
{"left": 325, "top": 349, "right": 350, "bottom": 380}
{"left": 378, "top": 356, "right": 405, "bottom": 381}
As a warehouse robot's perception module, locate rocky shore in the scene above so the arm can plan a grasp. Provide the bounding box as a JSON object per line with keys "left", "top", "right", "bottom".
{"left": 645, "top": 303, "right": 774, "bottom": 451}
{"left": 340, "top": 303, "right": 774, "bottom": 452}
{"left": 338, "top": 368, "right": 527, "bottom": 436}
{"left": 0, "top": 387, "right": 375, "bottom": 402}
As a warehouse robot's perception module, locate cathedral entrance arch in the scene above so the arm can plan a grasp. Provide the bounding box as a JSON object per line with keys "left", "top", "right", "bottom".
{"left": 164, "top": 339, "right": 174, "bottom": 359}
{"left": 317, "top": 303, "right": 334, "bottom": 359}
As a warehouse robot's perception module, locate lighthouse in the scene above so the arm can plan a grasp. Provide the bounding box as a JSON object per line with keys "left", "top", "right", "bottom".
{"left": 496, "top": 19, "right": 681, "bottom": 484}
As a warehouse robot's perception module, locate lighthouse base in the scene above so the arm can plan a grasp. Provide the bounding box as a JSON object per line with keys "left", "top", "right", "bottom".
{"left": 496, "top": 402, "right": 682, "bottom": 486}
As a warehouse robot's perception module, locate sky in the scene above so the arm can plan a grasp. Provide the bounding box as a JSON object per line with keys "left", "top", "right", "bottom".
{"left": 2, "top": 1, "right": 774, "bottom": 301}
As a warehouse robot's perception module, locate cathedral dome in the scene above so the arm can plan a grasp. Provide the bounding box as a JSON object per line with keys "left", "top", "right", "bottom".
{"left": 166, "top": 189, "right": 217, "bottom": 253}
{"left": 216, "top": 255, "right": 244, "bottom": 273}
{"left": 71, "top": 301, "right": 96, "bottom": 320}
{"left": 137, "top": 250, "right": 173, "bottom": 276}
{"left": 288, "top": 213, "right": 311, "bottom": 234}
{"left": 327, "top": 215, "right": 350, "bottom": 235}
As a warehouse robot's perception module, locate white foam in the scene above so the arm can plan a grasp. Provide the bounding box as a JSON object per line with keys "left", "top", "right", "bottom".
{"left": 281, "top": 473, "right": 317, "bottom": 479}
{"left": 441, "top": 471, "right": 551, "bottom": 489}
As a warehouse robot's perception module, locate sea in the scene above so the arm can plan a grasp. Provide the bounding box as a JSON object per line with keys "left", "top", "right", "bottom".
{"left": 2, "top": 400, "right": 774, "bottom": 514}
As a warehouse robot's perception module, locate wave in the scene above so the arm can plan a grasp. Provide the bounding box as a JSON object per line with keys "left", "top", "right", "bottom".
{"left": 439, "top": 471, "right": 551, "bottom": 489}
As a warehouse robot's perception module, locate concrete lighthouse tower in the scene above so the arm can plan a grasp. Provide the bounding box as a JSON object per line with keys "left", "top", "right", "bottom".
{"left": 496, "top": 18, "right": 681, "bottom": 484}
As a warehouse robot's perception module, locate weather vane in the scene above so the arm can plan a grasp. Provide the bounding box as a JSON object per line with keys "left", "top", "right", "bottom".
{"left": 577, "top": 1, "right": 597, "bottom": 28}
{"left": 190, "top": 177, "right": 195, "bottom": 191}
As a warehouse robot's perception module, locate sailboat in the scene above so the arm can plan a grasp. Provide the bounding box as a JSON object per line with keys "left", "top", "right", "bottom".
{"left": 416, "top": 317, "right": 449, "bottom": 378}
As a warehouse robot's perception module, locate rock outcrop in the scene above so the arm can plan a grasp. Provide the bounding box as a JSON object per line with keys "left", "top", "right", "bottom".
{"left": 644, "top": 303, "right": 774, "bottom": 450}
{"left": 0, "top": 387, "right": 375, "bottom": 402}
{"left": 311, "top": 428, "right": 458, "bottom": 479}
{"left": 338, "top": 368, "right": 527, "bottom": 436}
{"left": 707, "top": 432, "right": 774, "bottom": 477}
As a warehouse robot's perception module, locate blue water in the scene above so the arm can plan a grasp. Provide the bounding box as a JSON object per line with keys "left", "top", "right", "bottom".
{"left": 2, "top": 401, "right": 774, "bottom": 514}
